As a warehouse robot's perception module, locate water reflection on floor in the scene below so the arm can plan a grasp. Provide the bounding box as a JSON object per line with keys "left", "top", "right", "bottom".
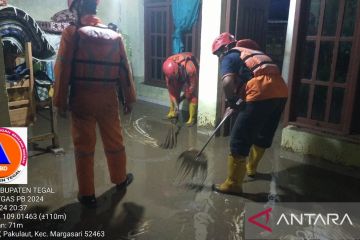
{"left": 11, "top": 101, "right": 360, "bottom": 239}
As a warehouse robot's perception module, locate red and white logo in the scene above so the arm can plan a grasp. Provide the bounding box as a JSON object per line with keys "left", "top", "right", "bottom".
{"left": 0, "top": 128, "right": 27, "bottom": 184}
{"left": 248, "top": 207, "right": 273, "bottom": 233}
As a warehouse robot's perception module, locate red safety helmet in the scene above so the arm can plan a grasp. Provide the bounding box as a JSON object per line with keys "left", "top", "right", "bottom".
{"left": 163, "top": 59, "right": 179, "bottom": 82}
{"left": 68, "top": 0, "right": 100, "bottom": 10}
{"left": 236, "top": 39, "right": 261, "bottom": 51}
{"left": 212, "top": 32, "right": 236, "bottom": 54}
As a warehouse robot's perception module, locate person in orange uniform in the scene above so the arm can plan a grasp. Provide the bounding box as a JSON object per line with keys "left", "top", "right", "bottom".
{"left": 54, "top": 0, "right": 136, "bottom": 207}
{"left": 162, "top": 52, "right": 199, "bottom": 126}
{"left": 211, "top": 33, "right": 288, "bottom": 195}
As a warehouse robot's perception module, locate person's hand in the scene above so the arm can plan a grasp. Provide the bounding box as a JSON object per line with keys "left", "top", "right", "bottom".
{"left": 226, "top": 97, "right": 243, "bottom": 110}
{"left": 123, "top": 103, "right": 132, "bottom": 115}
{"left": 225, "top": 107, "right": 234, "bottom": 117}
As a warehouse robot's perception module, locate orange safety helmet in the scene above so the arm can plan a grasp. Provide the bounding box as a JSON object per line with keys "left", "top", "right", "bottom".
{"left": 212, "top": 32, "right": 236, "bottom": 54}
{"left": 236, "top": 39, "right": 261, "bottom": 51}
{"left": 163, "top": 59, "right": 179, "bottom": 82}
{"left": 68, "top": 0, "right": 100, "bottom": 10}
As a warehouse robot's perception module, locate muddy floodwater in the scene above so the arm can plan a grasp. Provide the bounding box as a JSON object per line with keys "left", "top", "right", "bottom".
{"left": 11, "top": 101, "right": 360, "bottom": 239}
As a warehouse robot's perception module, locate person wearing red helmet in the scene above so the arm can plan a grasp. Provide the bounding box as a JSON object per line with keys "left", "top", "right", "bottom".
{"left": 211, "top": 32, "right": 237, "bottom": 58}
{"left": 54, "top": 0, "right": 135, "bottom": 207}
{"left": 162, "top": 52, "right": 199, "bottom": 126}
{"left": 211, "top": 33, "right": 288, "bottom": 196}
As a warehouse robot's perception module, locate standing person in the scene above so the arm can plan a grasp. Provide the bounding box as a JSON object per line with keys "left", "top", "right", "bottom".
{"left": 211, "top": 33, "right": 288, "bottom": 195}
{"left": 162, "top": 52, "right": 199, "bottom": 126}
{"left": 54, "top": 0, "right": 136, "bottom": 207}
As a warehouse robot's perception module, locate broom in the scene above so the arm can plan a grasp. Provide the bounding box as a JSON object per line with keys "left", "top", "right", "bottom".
{"left": 176, "top": 107, "right": 235, "bottom": 183}
{"left": 159, "top": 118, "right": 181, "bottom": 149}
{"left": 159, "top": 97, "right": 186, "bottom": 149}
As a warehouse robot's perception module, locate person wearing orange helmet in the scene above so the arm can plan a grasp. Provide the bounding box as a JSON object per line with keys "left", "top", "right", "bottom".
{"left": 211, "top": 33, "right": 288, "bottom": 196}
{"left": 54, "top": 0, "right": 136, "bottom": 207}
{"left": 162, "top": 52, "right": 199, "bottom": 126}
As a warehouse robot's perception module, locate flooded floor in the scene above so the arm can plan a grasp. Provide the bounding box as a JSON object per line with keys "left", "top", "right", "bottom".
{"left": 9, "top": 101, "right": 360, "bottom": 239}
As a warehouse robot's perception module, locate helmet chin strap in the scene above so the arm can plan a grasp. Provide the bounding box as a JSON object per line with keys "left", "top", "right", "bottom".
{"left": 217, "top": 45, "right": 230, "bottom": 59}
{"left": 224, "top": 45, "right": 232, "bottom": 54}
{"left": 221, "top": 43, "right": 235, "bottom": 58}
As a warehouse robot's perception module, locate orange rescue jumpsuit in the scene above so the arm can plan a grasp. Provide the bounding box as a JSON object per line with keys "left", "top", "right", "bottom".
{"left": 163, "top": 52, "right": 199, "bottom": 125}
{"left": 54, "top": 15, "right": 136, "bottom": 196}
{"left": 164, "top": 52, "right": 198, "bottom": 105}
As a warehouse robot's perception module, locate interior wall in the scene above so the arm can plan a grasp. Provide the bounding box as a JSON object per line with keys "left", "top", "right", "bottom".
{"left": 6, "top": 0, "right": 168, "bottom": 106}
{"left": 116, "top": 0, "right": 144, "bottom": 79}
{"left": 7, "top": 0, "right": 123, "bottom": 51}
{"left": 7, "top": 0, "right": 67, "bottom": 20}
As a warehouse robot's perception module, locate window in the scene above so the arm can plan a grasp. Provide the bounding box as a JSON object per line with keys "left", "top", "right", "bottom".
{"left": 287, "top": 0, "right": 360, "bottom": 134}
{"left": 144, "top": 0, "right": 201, "bottom": 87}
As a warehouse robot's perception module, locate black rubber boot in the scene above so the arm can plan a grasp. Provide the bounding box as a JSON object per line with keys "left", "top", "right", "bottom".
{"left": 77, "top": 194, "right": 97, "bottom": 208}
{"left": 116, "top": 173, "right": 134, "bottom": 191}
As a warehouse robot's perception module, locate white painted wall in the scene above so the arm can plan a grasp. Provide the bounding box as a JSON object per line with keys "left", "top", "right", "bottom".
{"left": 197, "top": 0, "right": 222, "bottom": 127}
{"left": 4, "top": 0, "right": 223, "bottom": 117}
{"left": 97, "top": 0, "right": 122, "bottom": 27}
{"left": 6, "top": 0, "right": 168, "bottom": 106}
{"left": 116, "top": 0, "right": 144, "bottom": 79}
{"left": 7, "top": 0, "right": 144, "bottom": 77}
{"left": 7, "top": 0, "right": 67, "bottom": 20}
{"left": 282, "top": 0, "right": 298, "bottom": 83}
{"left": 8, "top": 0, "right": 122, "bottom": 26}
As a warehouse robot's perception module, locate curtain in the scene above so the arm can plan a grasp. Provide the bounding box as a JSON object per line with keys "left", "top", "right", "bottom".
{"left": 172, "top": 0, "right": 200, "bottom": 54}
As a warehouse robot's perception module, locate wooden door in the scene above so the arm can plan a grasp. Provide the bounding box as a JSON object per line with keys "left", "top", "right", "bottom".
{"left": 221, "top": 0, "right": 270, "bottom": 136}
{"left": 226, "top": 0, "right": 270, "bottom": 49}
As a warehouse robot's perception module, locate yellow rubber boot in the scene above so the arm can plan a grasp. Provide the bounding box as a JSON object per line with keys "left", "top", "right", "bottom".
{"left": 167, "top": 101, "right": 178, "bottom": 119}
{"left": 246, "top": 145, "right": 266, "bottom": 177}
{"left": 213, "top": 155, "right": 247, "bottom": 195}
{"left": 186, "top": 103, "right": 197, "bottom": 126}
